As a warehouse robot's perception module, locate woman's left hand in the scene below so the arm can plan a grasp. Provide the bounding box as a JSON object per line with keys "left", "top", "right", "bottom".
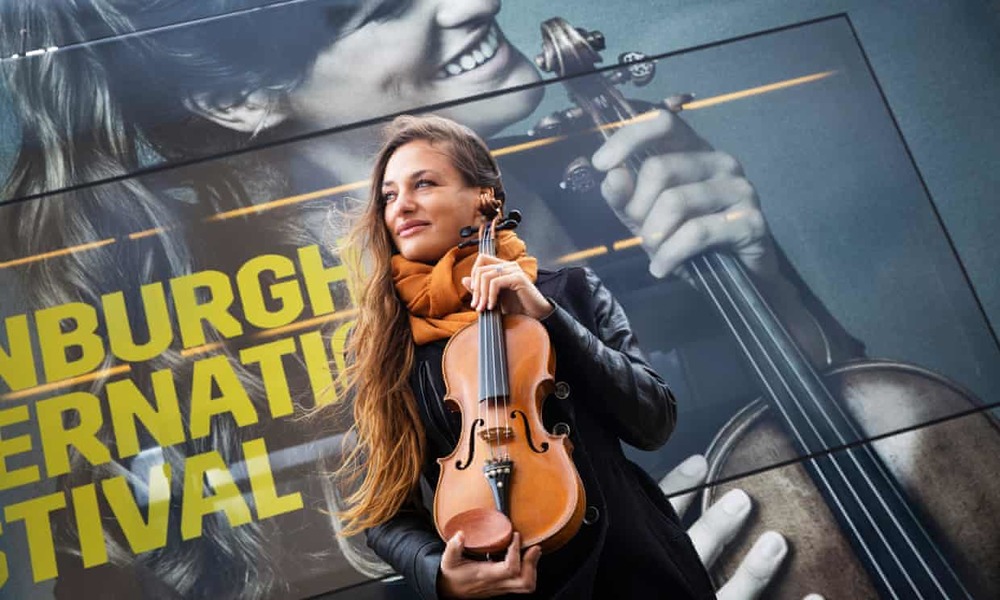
{"left": 462, "top": 255, "right": 553, "bottom": 319}
{"left": 591, "top": 110, "right": 777, "bottom": 281}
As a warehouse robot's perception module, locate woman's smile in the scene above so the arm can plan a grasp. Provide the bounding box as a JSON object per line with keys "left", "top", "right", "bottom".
{"left": 435, "top": 21, "right": 509, "bottom": 81}
{"left": 284, "top": 1, "right": 543, "bottom": 143}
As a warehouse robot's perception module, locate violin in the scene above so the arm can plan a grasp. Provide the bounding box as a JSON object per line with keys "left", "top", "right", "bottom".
{"left": 433, "top": 205, "right": 586, "bottom": 557}
{"left": 533, "top": 17, "right": 1000, "bottom": 597}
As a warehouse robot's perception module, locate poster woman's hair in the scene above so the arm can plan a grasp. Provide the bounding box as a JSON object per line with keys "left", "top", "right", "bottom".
{"left": 0, "top": 1, "right": 370, "bottom": 596}
{"left": 337, "top": 114, "right": 505, "bottom": 535}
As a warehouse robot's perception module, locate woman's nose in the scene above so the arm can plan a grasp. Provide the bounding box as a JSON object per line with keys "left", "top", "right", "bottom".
{"left": 432, "top": 0, "right": 500, "bottom": 29}
{"left": 395, "top": 190, "right": 417, "bottom": 214}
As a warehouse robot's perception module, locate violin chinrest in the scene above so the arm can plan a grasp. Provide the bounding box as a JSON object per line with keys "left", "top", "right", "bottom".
{"left": 441, "top": 507, "right": 513, "bottom": 556}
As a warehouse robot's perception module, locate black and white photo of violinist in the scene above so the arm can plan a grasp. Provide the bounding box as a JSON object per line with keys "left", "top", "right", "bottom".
{"left": 1, "top": 1, "right": 998, "bottom": 598}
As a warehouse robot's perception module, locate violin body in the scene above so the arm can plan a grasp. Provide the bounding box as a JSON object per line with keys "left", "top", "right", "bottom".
{"left": 703, "top": 361, "right": 1000, "bottom": 598}
{"left": 432, "top": 206, "right": 586, "bottom": 556}
{"left": 435, "top": 314, "right": 585, "bottom": 554}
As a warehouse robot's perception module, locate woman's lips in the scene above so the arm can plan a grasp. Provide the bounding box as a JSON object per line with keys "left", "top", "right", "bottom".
{"left": 397, "top": 223, "right": 429, "bottom": 238}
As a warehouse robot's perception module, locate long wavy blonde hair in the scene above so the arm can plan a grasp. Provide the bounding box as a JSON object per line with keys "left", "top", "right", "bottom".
{"left": 337, "top": 114, "right": 506, "bottom": 536}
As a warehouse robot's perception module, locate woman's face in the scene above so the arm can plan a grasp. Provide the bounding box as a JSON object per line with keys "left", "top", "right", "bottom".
{"left": 286, "top": 0, "right": 543, "bottom": 138}
{"left": 382, "top": 140, "right": 482, "bottom": 264}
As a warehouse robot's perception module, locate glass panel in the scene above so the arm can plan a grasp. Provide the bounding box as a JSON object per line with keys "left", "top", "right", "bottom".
{"left": 1, "top": 10, "right": 997, "bottom": 600}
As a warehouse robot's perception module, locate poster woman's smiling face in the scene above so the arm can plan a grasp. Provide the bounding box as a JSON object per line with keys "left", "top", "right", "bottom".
{"left": 285, "top": 0, "right": 544, "bottom": 137}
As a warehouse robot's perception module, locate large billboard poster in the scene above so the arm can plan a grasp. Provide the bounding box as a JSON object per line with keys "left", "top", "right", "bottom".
{"left": 1, "top": 2, "right": 998, "bottom": 599}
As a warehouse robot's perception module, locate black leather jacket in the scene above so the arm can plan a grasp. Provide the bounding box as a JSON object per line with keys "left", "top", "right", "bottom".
{"left": 365, "top": 267, "right": 715, "bottom": 599}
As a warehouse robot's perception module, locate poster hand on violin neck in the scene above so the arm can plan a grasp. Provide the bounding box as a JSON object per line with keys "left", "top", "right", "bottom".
{"left": 590, "top": 110, "right": 778, "bottom": 281}
{"left": 438, "top": 531, "right": 540, "bottom": 598}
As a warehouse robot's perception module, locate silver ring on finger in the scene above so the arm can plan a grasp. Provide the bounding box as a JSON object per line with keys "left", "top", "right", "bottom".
{"left": 495, "top": 264, "right": 505, "bottom": 274}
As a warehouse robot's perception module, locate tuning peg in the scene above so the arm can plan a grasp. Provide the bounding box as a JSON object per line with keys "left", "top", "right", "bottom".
{"left": 497, "top": 209, "right": 523, "bottom": 231}
{"left": 575, "top": 28, "right": 606, "bottom": 51}
{"left": 528, "top": 107, "right": 586, "bottom": 137}
{"left": 559, "top": 157, "right": 598, "bottom": 194}
{"left": 618, "top": 51, "right": 655, "bottom": 87}
{"left": 534, "top": 43, "right": 556, "bottom": 73}
{"left": 460, "top": 225, "right": 479, "bottom": 238}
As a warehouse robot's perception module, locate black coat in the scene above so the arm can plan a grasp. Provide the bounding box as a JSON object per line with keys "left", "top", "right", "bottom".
{"left": 366, "top": 267, "right": 717, "bottom": 599}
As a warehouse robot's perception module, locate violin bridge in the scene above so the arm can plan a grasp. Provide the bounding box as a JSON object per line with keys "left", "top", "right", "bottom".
{"left": 484, "top": 458, "right": 514, "bottom": 516}
{"left": 478, "top": 426, "right": 515, "bottom": 444}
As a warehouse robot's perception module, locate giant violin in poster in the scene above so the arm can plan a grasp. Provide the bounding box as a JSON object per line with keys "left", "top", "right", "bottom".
{"left": 533, "top": 16, "right": 1000, "bottom": 598}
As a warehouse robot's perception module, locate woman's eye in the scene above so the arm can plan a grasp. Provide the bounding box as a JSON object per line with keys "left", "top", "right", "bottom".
{"left": 415, "top": 179, "right": 433, "bottom": 188}
{"left": 354, "top": 0, "right": 413, "bottom": 29}
{"left": 382, "top": 191, "right": 396, "bottom": 203}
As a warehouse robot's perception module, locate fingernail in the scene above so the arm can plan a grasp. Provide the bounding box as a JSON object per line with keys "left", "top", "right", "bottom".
{"left": 803, "top": 595, "right": 825, "bottom": 600}
{"left": 755, "top": 530, "right": 787, "bottom": 560}
{"left": 720, "top": 489, "right": 751, "bottom": 515}
{"left": 678, "top": 455, "right": 707, "bottom": 478}
{"left": 591, "top": 148, "right": 608, "bottom": 170}
{"left": 649, "top": 263, "right": 667, "bottom": 279}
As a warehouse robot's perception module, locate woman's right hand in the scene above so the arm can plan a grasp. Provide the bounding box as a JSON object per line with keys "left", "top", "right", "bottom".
{"left": 438, "top": 531, "right": 541, "bottom": 598}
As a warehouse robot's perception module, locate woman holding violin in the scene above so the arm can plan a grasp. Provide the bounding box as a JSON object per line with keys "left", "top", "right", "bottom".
{"left": 337, "top": 114, "right": 716, "bottom": 599}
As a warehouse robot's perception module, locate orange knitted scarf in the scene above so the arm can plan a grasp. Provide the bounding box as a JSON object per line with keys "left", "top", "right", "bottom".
{"left": 391, "top": 229, "right": 537, "bottom": 344}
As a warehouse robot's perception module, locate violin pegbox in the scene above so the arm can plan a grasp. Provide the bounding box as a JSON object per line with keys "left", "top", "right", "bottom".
{"left": 456, "top": 210, "right": 522, "bottom": 249}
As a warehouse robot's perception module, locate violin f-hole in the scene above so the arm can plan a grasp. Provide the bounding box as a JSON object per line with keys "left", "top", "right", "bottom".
{"left": 456, "top": 418, "right": 485, "bottom": 470}
{"left": 511, "top": 410, "right": 550, "bottom": 454}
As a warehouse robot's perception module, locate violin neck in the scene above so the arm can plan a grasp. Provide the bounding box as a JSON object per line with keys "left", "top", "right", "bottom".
{"left": 478, "top": 223, "right": 510, "bottom": 403}
{"left": 478, "top": 309, "right": 509, "bottom": 403}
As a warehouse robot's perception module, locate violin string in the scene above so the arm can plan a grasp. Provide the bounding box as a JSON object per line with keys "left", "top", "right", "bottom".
{"left": 489, "top": 227, "right": 500, "bottom": 465}
{"left": 492, "top": 219, "right": 511, "bottom": 463}
{"left": 480, "top": 228, "right": 496, "bottom": 465}
{"left": 718, "top": 256, "right": 962, "bottom": 594}
{"left": 687, "top": 256, "right": 906, "bottom": 599}
{"left": 499, "top": 292, "right": 510, "bottom": 463}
